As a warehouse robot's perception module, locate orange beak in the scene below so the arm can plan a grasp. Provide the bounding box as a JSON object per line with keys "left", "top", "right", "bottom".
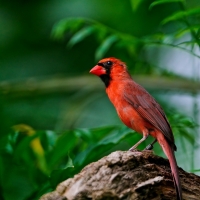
{"left": 89, "top": 65, "right": 106, "bottom": 76}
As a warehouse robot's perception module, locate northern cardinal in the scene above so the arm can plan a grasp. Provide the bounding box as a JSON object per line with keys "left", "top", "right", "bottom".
{"left": 90, "top": 57, "right": 182, "bottom": 200}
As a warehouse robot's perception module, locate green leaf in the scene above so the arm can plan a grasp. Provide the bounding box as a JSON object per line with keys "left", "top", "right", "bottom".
{"left": 95, "top": 35, "right": 118, "bottom": 61}
{"left": 14, "top": 133, "right": 40, "bottom": 158}
{"left": 178, "top": 128, "right": 194, "bottom": 145}
{"left": 94, "top": 24, "right": 108, "bottom": 41}
{"left": 130, "top": 0, "right": 143, "bottom": 11}
{"left": 174, "top": 25, "right": 200, "bottom": 38}
{"left": 74, "top": 126, "right": 132, "bottom": 167}
{"left": 98, "top": 126, "right": 131, "bottom": 145}
{"left": 50, "top": 154, "right": 74, "bottom": 187}
{"left": 75, "top": 126, "right": 117, "bottom": 145}
{"left": 39, "top": 130, "right": 57, "bottom": 152}
{"left": 65, "top": 154, "right": 74, "bottom": 168}
{"left": 191, "top": 169, "right": 200, "bottom": 173}
{"left": 47, "top": 130, "right": 77, "bottom": 168}
{"left": 162, "top": 7, "right": 200, "bottom": 24}
{"left": 51, "top": 18, "right": 85, "bottom": 39}
{"left": 50, "top": 167, "right": 74, "bottom": 188}
{"left": 67, "top": 26, "right": 95, "bottom": 48}
{"left": 149, "top": 0, "right": 185, "bottom": 10}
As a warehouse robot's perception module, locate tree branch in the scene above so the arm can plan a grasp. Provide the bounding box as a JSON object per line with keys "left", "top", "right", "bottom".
{"left": 40, "top": 150, "right": 200, "bottom": 200}
{"left": 0, "top": 75, "right": 199, "bottom": 98}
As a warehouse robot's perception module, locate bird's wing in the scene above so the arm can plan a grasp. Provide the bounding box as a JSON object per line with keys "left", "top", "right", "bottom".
{"left": 123, "top": 82, "right": 175, "bottom": 147}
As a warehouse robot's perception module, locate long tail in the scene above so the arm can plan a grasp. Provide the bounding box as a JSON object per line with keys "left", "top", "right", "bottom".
{"left": 157, "top": 135, "right": 182, "bottom": 200}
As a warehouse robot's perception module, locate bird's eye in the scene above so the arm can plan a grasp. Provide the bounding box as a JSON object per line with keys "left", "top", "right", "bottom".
{"left": 106, "top": 61, "right": 112, "bottom": 66}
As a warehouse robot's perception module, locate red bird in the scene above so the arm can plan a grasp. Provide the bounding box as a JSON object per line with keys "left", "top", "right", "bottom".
{"left": 90, "top": 57, "right": 182, "bottom": 200}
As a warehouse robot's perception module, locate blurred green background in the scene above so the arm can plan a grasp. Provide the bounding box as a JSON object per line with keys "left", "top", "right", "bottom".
{"left": 0, "top": 0, "right": 200, "bottom": 199}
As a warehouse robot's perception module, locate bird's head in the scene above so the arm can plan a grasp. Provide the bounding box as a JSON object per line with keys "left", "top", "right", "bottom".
{"left": 90, "top": 57, "right": 128, "bottom": 87}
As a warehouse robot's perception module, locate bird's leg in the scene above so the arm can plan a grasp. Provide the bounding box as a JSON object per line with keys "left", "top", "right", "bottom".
{"left": 129, "top": 130, "right": 149, "bottom": 151}
{"left": 145, "top": 139, "right": 157, "bottom": 150}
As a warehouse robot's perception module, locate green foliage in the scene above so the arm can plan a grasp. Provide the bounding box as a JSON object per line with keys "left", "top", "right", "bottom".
{"left": 95, "top": 35, "right": 118, "bottom": 60}
{"left": 130, "top": 0, "right": 143, "bottom": 11}
{"left": 149, "top": 0, "right": 185, "bottom": 10}
{"left": 52, "top": 18, "right": 142, "bottom": 62}
{"left": 51, "top": 18, "right": 85, "bottom": 40}
{"left": 52, "top": 0, "right": 200, "bottom": 65}
{"left": 67, "top": 26, "right": 96, "bottom": 48}
{"left": 0, "top": 113, "right": 196, "bottom": 199}
{"left": 0, "top": 125, "right": 130, "bottom": 199}
{"left": 161, "top": 7, "right": 200, "bottom": 24}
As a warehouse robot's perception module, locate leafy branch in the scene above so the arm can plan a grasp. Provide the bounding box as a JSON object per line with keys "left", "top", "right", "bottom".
{"left": 51, "top": 2, "right": 200, "bottom": 62}
{"left": 52, "top": 17, "right": 142, "bottom": 61}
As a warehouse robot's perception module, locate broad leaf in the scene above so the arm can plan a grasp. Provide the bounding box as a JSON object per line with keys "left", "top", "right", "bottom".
{"left": 67, "top": 26, "right": 95, "bottom": 48}
{"left": 95, "top": 35, "right": 118, "bottom": 61}
{"left": 162, "top": 7, "right": 200, "bottom": 24}
{"left": 74, "top": 126, "right": 132, "bottom": 167}
{"left": 130, "top": 0, "right": 143, "bottom": 11}
{"left": 149, "top": 0, "right": 185, "bottom": 10}
{"left": 52, "top": 18, "right": 85, "bottom": 39}
{"left": 47, "top": 130, "right": 77, "bottom": 168}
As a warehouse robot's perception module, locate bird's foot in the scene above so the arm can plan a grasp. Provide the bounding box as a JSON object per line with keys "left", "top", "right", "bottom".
{"left": 144, "top": 144, "right": 154, "bottom": 150}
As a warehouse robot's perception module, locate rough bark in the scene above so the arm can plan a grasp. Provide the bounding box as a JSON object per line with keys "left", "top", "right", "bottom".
{"left": 40, "top": 150, "right": 200, "bottom": 200}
